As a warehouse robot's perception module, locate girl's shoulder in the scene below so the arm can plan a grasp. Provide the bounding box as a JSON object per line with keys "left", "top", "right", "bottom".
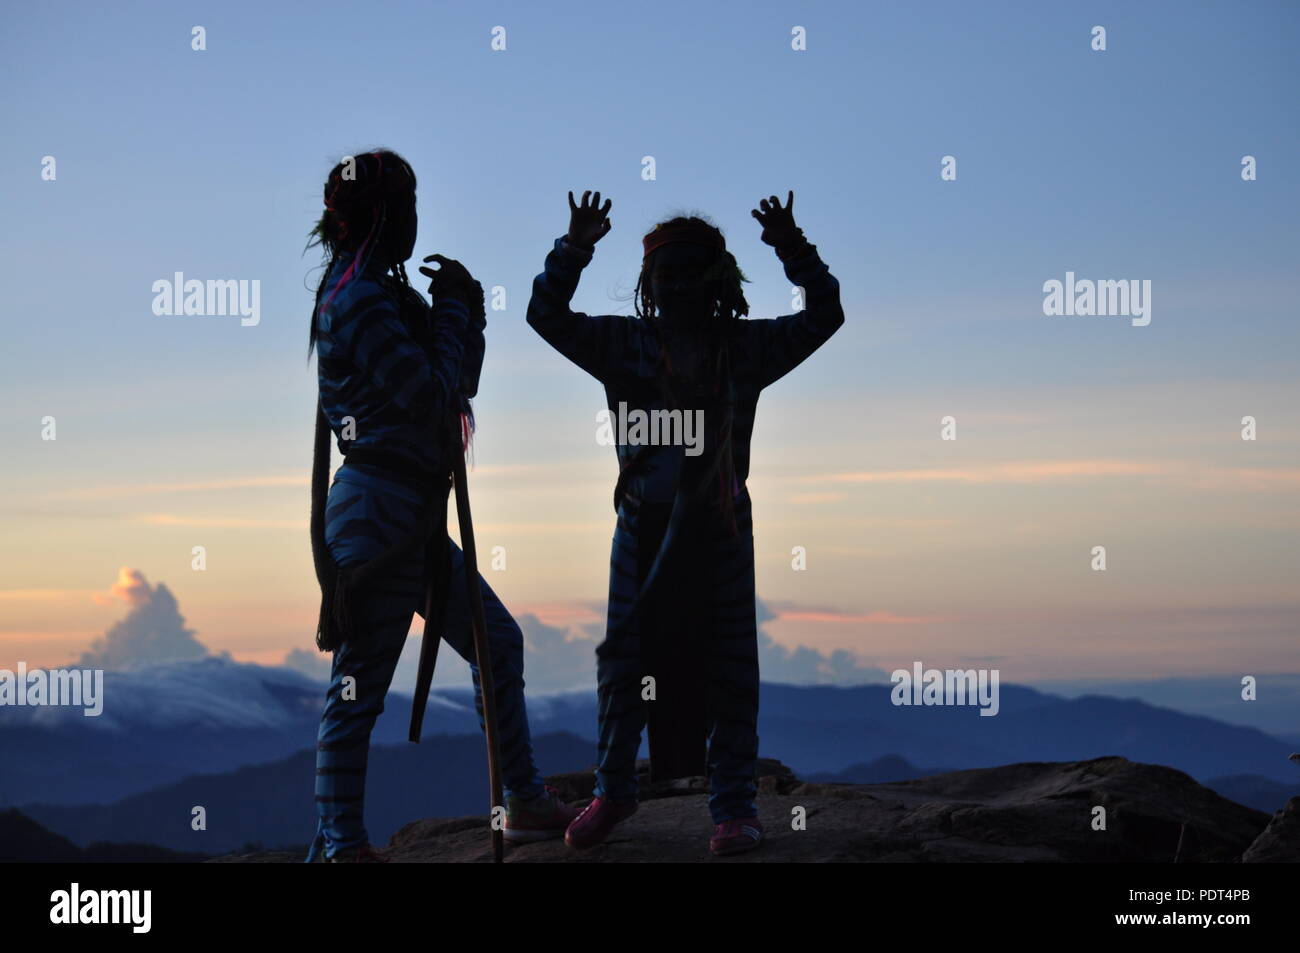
{"left": 319, "top": 262, "right": 400, "bottom": 323}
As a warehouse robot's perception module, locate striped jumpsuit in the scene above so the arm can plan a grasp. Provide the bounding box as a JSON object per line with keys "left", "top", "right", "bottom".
{"left": 306, "top": 249, "right": 546, "bottom": 862}
{"left": 526, "top": 235, "right": 845, "bottom": 823}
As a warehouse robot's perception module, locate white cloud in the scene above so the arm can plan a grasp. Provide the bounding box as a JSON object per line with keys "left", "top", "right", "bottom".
{"left": 76, "top": 568, "right": 210, "bottom": 670}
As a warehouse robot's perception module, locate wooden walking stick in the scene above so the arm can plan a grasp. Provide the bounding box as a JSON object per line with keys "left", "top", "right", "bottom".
{"left": 452, "top": 450, "right": 505, "bottom": 863}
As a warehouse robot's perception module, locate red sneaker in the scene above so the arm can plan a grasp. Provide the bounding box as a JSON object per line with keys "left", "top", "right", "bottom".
{"left": 564, "top": 796, "right": 638, "bottom": 848}
{"left": 710, "top": 817, "right": 763, "bottom": 856}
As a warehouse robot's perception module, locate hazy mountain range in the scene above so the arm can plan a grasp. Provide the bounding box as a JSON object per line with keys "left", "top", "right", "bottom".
{"left": 3, "top": 656, "right": 1296, "bottom": 854}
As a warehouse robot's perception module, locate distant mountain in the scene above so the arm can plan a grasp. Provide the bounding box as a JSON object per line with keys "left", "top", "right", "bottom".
{"left": 0, "top": 657, "right": 482, "bottom": 806}
{"left": 805, "top": 754, "right": 949, "bottom": 784}
{"left": 4, "top": 658, "right": 1297, "bottom": 818}
{"left": 751, "top": 684, "right": 1299, "bottom": 784}
{"left": 1024, "top": 675, "right": 1300, "bottom": 740}
{"left": 0, "top": 809, "right": 211, "bottom": 863}
{"left": 20, "top": 731, "right": 595, "bottom": 855}
{"left": 1202, "top": 774, "right": 1299, "bottom": 814}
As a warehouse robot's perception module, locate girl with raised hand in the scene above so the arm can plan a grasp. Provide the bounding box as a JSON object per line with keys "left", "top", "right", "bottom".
{"left": 526, "top": 189, "right": 845, "bottom": 856}
{"left": 303, "top": 150, "right": 575, "bottom": 862}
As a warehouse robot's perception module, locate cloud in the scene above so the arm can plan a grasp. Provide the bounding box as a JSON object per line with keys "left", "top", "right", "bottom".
{"left": 753, "top": 600, "right": 892, "bottom": 685}
{"left": 218, "top": 592, "right": 886, "bottom": 693}
{"left": 514, "top": 613, "right": 600, "bottom": 691}
{"left": 0, "top": 589, "right": 104, "bottom": 602}
{"left": 354, "top": 597, "right": 889, "bottom": 696}
{"left": 793, "top": 460, "right": 1300, "bottom": 491}
{"left": 76, "top": 568, "right": 211, "bottom": 670}
{"left": 802, "top": 460, "right": 1169, "bottom": 484}
{"left": 446, "top": 598, "right": 888, "bottom": 693}
{"left": 296, "top": 611, "right": 604, "bottom": 694}
{"left": 466, "top": 522, "right": 610, "bottom": 535}
{"left": 785, "top": 492, "right": 847, "bottom": 504}
{"left": 765, "top": 602, "right": 947, "bottom": 625}
{"left": 106, "top": 567, "right": 150, "bottom": 606}
{"left": 39, "top": 462, "right": 594, "bottom": 504}
{"left": 282, "top": 646, "right": 332, "bottom": 682}
{"left": 756, "top": 633, "right": 891, "bottom": 685}
{"left": 42, "top": 475, "right": 306, "bottom": 501}
{"left": 135, "top": 514, "right": 304, "bottom": 528}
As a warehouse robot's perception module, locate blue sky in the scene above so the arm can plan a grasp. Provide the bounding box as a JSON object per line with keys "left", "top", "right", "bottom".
{"left": 2, "top": 1, "right": 1297, "bottom": 700}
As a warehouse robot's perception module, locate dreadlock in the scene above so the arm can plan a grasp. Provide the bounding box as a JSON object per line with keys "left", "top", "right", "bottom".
{"left": 627, "top": 215, "right": 751, "bottom": 535}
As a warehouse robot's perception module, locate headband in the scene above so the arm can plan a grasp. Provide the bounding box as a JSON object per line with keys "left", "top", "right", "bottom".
{"left": 642, "top": 223, "right": 726, "bottom": 259}
{"left": 322, "top": 152, "right": 413, "bottom": 240}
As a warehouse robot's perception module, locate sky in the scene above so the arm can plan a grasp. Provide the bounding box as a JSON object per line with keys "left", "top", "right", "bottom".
{"left": 1, "top": 1, "right": 1297, "bottom": 705}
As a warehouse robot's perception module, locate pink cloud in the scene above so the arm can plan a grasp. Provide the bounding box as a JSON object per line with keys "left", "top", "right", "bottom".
{"left": 90, "top": 566, "right": 152, "bottom": 607}
{"left": 786, "top": 492, "right": 847, "bottom": 504}
{"left": 134, "top": 514, "right": 305, "bottom": 528}
{"left": 796, "top": 460, "right": 1300, "bottom": 490}
{"left": 767, "top": 604, "right": 949, "bottom": 625}
{"left": 43, "top": 475, "right": 306, "bottom": 501}
{"left": 803, "top": 460, "right": 1169, "bottom": 485}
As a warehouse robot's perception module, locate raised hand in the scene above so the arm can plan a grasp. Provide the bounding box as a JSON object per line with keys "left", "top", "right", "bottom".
{"left": 567, "top": 190, "right": 613, "bottom": 249}
{"left": 419, "top": 254, "right": 482, "bottom": 311}
{"left": 751, "top": 191, "right": 802, "bottom": 248}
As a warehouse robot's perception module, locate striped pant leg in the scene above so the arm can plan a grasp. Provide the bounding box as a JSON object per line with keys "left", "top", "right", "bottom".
{"left": 311, "top": 478, "right": 426, "bottom": 860}
{"left": 593, "top": 496, "right": 648, "bottom": 804}
{"left": 434, "top": 538, "right": 546, "bottom": 800}
{"left": 704, "top": 495, "right": 760, "bottom": 823}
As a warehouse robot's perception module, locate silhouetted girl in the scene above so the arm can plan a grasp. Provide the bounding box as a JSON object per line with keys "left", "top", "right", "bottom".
{"left": 304, "top": 150, "right": 574, "bottom": 862}
{"left": 527, "top": 190, "right": 844, "bottom": 855}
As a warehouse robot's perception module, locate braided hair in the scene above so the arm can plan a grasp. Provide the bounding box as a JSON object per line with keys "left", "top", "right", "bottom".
{"left": 630, "top": 215, "right": 751, "bottom": 535}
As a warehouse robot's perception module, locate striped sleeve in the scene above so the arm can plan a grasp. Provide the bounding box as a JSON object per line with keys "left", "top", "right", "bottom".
{"left": 526, "top": 236, "right": 630, "bottom": 382}
{"left": 458, "top": 299, "right": 486, "bottom": 399}
{"left": 427, "top": 294, "right": 471, "bottom": 414}
{"left": 746, "top": 243, "right": 846, "bottom": 388}
{"left": 329, "top": 282, "right": 468, "bottom": 423}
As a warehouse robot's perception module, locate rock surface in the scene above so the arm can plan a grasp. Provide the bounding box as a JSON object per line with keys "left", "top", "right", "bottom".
{"left": 213, "top": 756, "right": 1292, "bottom": 863}
{"left": 1240, "top": 796, "right": 1300, "bottom": 863}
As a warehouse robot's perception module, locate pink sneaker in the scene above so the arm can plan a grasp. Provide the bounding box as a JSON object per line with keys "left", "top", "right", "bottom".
{"left": 710, "top": 817, "right": 763, "bottom": 856}
{"left": 564, "top": 796, "right": 638, "bottom": 848}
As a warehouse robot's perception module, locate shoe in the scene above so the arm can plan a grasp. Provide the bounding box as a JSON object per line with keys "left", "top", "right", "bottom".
{"left": 504, "top": 784, "right": 579, "bottom": 843}
{"left": 322, "top": 843, "right": 391, "bottom": 863}
{"left": 564, "top": 796, "right": 638, "bottom": 848}
{"left": 710, "top": 817, "right": 763, "bottom": 856}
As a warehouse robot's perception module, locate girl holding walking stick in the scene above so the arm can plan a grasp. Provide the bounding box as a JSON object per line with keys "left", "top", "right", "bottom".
{"left": 304, "top": 150, "right": 575, "bottom": 862}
